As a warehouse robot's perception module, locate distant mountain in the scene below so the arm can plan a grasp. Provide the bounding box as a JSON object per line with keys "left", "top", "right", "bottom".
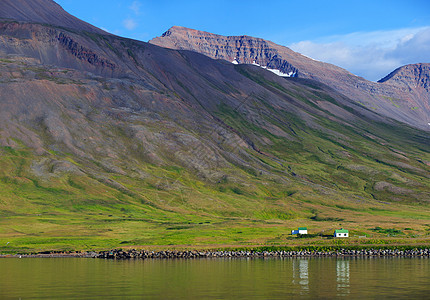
{"left": 149, "top": 26, "right": 351, "bottom": 80}
{"left": 150, "top": 26, "right": 430, "bottom": 131}
{"left": 0, "top": 0, "right": 429, "bottom": 250}
{"left": 379, "top": 63, "right": 430, "bottom": 91}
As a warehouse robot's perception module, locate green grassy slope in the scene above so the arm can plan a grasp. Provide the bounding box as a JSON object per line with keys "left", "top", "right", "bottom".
{"left": 0, "top": 25, "right": 429, "bottom": 252}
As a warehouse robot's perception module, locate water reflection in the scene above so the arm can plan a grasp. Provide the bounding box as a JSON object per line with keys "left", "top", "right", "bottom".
{"left": 292, "top": 259, "right": 309, "bottom": 293}
{"left": 336, "top": 259, "right": 350, "bottom": 296}
{"left": 0, "top": 257, "right": 428, "bottom": 299}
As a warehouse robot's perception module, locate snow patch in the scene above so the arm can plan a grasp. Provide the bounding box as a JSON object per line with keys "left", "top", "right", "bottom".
{"left": 261, "top": 66, "right": 296, "bottom": 77}
{"left": 234, "top": 59, "right": 297, "bottom": 77}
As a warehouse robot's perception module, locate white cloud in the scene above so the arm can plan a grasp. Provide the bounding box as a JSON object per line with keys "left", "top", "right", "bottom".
{"left": 129, "top": 1, "right": 141, "bottom": 15}
{"left": 289, "top": 27, "right": 430, "bottom": 81}
{"left": 388, "top": 28, "right": 430, "bottom": 63}
{"left": 123, "top": 18, "right": 137, "bottom": 30}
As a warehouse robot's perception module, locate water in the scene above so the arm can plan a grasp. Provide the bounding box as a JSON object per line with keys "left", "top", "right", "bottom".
{"left": 0, "top": 257, "right": 429, "bottom": 299}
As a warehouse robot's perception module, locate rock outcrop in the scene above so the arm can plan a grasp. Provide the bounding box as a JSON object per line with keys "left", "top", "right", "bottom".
{"left": 154, "top": 26, "right": 300, "bottom": 77}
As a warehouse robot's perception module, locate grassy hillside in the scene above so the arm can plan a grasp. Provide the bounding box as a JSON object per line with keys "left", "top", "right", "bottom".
{"left": 0, "top": 24, "right": 429, "bottom": 253}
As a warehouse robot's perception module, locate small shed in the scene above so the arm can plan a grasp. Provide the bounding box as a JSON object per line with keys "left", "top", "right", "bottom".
{"left": 291, "top": 227, "right": 308, "bottom": 235}
{"left": 334, "top": 229, "right": 349, "bottom": 238}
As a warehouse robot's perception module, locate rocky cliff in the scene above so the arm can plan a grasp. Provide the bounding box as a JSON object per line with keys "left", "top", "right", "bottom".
{"left": 150, "top": 27, "right": 430, "bottom": 131}
{"left": 154, "top": 26, "right": 300, "bottom": 77}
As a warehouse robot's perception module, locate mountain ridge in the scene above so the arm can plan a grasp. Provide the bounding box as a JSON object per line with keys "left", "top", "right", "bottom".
{"left": 150, "top": 26, "right": 430, "bottom": 131}
{"left": 0, "top": 0, "right": 107, "bottom": 34}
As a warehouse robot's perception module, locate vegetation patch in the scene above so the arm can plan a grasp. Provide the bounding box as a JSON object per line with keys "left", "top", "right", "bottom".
{"left": 371, "top": 227, "right": 404, "bottom": 236}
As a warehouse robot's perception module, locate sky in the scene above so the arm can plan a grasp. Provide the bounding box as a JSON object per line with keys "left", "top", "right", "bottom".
{"left": 55, "top": 0, "right": 430, "bottom": 81}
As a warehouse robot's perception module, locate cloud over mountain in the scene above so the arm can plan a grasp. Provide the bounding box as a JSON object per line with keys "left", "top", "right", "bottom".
{"left": 290, "top": 27, "right": 430, "bottom": 81}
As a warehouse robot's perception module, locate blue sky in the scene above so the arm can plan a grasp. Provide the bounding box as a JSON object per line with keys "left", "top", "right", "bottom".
{"left": 55, "top": 0, "right": 430, "bottom": 81}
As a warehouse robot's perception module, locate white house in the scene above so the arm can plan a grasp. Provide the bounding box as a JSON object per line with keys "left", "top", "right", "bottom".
{"left": 291, "top": 227, "right": 308, "bottom": 235}
{"left": 334, "top": 229, "right": 349, "bottom": 238}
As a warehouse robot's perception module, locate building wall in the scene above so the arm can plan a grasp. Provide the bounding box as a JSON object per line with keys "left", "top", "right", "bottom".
{"left": 292, "top": 229, "right": 308, "bottom": 235}
{"left": 335, "top": 233, "right": 349, "bottom": 237}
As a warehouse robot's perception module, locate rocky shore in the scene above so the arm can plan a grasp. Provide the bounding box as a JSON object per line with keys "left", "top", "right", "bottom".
{"left": 96, "top": 248, "right": 430, "bottom": 259}
{"left": 3, "top": 248, "right": 430, "bottom": 259}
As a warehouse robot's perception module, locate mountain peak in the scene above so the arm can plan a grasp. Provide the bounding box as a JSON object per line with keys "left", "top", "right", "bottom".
{"left": 161, "top": 26, "right": 257, "bottom": 40}
{"left": 378, "top": 63, "right": 430, "bottom": 91}
{"left": 150, "top": 26, "right": 304, "bottom": 77}
{"left": 160, "top": 26, "right": 204, "bottom": 38}
{"left": 0, "top": 0, "right": 107, "bottom": 34}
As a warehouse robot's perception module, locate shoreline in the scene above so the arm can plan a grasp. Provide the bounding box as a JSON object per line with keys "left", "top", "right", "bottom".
{"left": 2, "top": 248, "right": 430, "bottom": 259}
{"left": 97, "top": 248, "right": 430, "bottom": 259}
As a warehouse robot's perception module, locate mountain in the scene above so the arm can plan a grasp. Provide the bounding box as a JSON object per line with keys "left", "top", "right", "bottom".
{"left": 0, "top": 0, "right": 106, "bottom": 34}
{"left": 379, "top": 63, "right": 430, "bottom": 91}
{"left": 0, "top": 1, "right": 429, "bottom": 251}
{"left": 150, "top": 26, "right": 430, "bottom": 131}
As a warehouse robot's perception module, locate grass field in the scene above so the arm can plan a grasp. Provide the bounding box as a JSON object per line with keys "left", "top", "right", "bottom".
{"left": 1, "top": 104, "right": 429, "bottom": 253}
{"left": 1, "top": 162, "right": 429, "bottom": 253}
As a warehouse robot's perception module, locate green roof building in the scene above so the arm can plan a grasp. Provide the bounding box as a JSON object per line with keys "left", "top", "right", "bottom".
{"left": 334, "top": 229, "right": 349, "bottom": 238}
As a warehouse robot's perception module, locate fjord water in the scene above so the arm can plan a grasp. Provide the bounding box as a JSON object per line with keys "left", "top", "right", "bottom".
{"left": 1, "top": 257, "right": 429, "bottom": 299}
